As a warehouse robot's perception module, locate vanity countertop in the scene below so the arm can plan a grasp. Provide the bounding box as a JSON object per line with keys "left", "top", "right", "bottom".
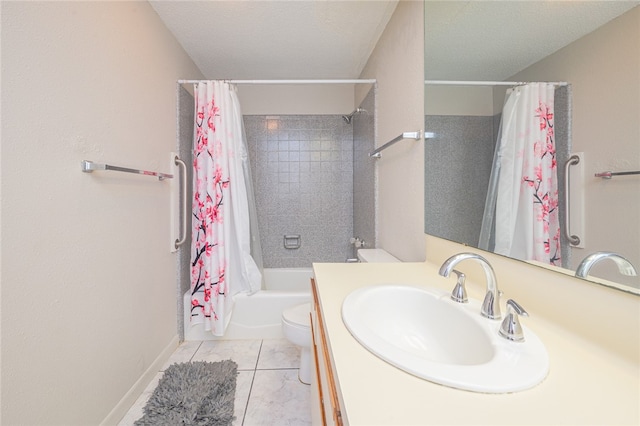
{"left": 312, "top": 261, "right": 640, "bottom": 426}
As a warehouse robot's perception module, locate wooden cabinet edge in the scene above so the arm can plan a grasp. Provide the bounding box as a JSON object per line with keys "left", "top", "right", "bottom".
{"left": 311, "top": 309, "right": 328, "bottom": 425}
{"left": 311, "top": 278, "right": 344, "bottom": 426}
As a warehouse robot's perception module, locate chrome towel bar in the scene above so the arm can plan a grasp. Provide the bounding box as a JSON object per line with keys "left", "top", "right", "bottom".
{"left": 370, "top": 131, "right": 435, "bottom": 158}
{"left": 81, "top": 160, "right": 174, "bottom": 180}
{"left": 595, "top": 170, "right": 640, "bottom": 179}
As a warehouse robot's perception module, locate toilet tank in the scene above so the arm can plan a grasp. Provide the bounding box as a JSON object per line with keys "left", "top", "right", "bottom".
{"left": 357, "top": 249, "right": 401, "bottom": 263}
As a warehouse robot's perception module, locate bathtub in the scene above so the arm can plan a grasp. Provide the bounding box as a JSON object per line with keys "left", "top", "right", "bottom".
{"left": 184, "top": 267, "right": 312, "bottom": 341}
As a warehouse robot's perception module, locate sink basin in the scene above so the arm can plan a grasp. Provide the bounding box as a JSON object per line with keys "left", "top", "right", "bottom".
{"left": 341, "top": 284, "right": 549, "bottom": 393}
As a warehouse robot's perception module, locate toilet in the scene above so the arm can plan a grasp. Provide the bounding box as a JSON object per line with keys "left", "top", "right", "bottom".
{"left": 281, "top": 249, "right": 400, "bottom": 385}
{"left": 282, "top": 302, "right": 312, "bottom": 384}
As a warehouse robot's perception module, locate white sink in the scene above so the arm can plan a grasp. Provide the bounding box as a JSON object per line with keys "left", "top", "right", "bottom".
{"left": 341, "top": 284, "right": 549, "bottom": 393}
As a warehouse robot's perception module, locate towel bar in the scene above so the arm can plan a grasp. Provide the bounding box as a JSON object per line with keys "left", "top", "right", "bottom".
{"left": 81, "top": 160, "right": 173, "bottom": 180}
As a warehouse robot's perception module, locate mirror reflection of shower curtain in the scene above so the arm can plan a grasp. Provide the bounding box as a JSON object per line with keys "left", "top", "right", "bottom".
{"left": 479, "top": 83, "right": 562, "bottom": 266}
{"left": 190, "top": 81, "right": 262, "bottom": 336}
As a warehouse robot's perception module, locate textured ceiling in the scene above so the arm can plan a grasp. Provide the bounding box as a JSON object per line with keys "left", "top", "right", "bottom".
{"left": 149, "top": 0, "right": 398, "bottom": 79}
{"left": 150, "top": 1, "right": 638, "bottom": 82}
{"left": 425, "top": 1, "right": 640, "bottom": 81}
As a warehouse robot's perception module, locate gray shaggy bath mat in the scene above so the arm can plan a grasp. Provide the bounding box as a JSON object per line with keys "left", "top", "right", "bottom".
{"left": 135, "top": 360, "right": 237, "bottom": 426}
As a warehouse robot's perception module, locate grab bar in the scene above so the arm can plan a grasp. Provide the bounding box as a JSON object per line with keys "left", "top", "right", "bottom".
{"left": 81, "top": 160, "right": 173, "bottom": 180}
{"left": 370, "top": 131, "right": 433, "bottom": 158}
{"left": 595, "top": 170, "right": 640, "bottom": 179}
{"left": 564, "top": 155, "right": 581, "bottom": 246}
{"left": 174, "top": 156, "right": 188, "bottom": 249}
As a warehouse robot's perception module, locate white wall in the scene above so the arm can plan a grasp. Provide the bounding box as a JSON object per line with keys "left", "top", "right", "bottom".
{"left": 359, "top": 0, "right": 425, "bottom": 261}
{"left": 237, "top": 84, "right": 356, "bottom": 115}
{"left": 510, "top": 6, "right": 640, "bottom": 286}
{"left": 1, "top": 2, "right": 203, "bottom": 424}
{"left": 424, "top": 85, "right": 495, "bottom": 116}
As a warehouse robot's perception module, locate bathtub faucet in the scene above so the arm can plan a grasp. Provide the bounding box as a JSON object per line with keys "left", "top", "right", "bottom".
{"left": 350, "top": 237, "right": 366, "bottom": 248}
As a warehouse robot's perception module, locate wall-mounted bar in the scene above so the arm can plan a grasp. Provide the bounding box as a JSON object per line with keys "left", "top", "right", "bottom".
{"left": 594, "top": 170, "right": 640, "bottom": 179}
{"left": 174, "top": 156, "right": 188, "bottom": 249}
{"left": 370, "top": 131, "right": 434, "bottom": 158}
{"left": 564, "top": 155, "right": 581, "bottom": 246}
{"left": 81, "top": 160, "right": 173, "bottom": 181}
{"left": 425, "top": 80, "right": 569, "bottom": 87}
{"left": 178, "top": 79, "right": 376, "bottom": 85}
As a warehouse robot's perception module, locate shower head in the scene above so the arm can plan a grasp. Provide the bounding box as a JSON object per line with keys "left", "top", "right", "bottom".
{"left": 342, "top": 107, "right": 367, "bottom": 124}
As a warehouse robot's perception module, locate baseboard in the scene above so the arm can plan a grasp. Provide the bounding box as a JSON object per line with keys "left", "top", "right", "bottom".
{"left": 100, "top": 335, "right": 179, "bottom": 425}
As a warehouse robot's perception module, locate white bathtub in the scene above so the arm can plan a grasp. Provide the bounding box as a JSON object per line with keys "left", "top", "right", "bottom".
{"left": 184, "top": 267, "right": 312, "bottom": 340}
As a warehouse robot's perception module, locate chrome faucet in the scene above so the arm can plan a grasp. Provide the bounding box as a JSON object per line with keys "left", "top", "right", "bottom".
{"left": 439, "top": 252, "right": 501, "bottom": 320}
{"left": 575, "top": 251, "right": 638, "bottom": 278}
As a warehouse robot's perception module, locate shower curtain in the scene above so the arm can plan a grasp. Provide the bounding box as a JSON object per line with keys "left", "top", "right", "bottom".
{"left": 190, "top": 80, "right": 262, "bottom": 336}
{"left": 479, "top": 83, "right": 561, "bottom": 265}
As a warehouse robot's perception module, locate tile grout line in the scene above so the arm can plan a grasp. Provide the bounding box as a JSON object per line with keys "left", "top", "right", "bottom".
{"left": 160, "top": 341, "right": 203, "bottom": 373}
{"left": 255, "top": 367, "right": 299, "bottom": 371}
{"left": 188, "top": 341, "right": 204, "bottom": 363}
{"left": 241, "top": 339, "right": 263, "bottom": 426}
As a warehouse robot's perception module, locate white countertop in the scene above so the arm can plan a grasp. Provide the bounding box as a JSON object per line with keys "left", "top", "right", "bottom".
{"left": 313, "top": 262, "right": 640, "bottom": 426}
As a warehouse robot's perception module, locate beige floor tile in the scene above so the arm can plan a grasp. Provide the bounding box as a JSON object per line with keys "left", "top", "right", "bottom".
{"left": 257, "top": 338, "right": 301, "bottom": 370}
{"left": 192, "top": 339, "right": 262, "bottom": 370}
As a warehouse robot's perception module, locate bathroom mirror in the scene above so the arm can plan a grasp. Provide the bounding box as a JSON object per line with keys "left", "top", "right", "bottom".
{"left": 424, "top": 1, "right": 640, "bottom": 293}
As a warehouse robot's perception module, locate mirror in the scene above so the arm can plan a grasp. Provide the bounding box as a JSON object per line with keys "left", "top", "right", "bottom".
{"left": 424, "top": 1, "right": 640, "bottom": 293}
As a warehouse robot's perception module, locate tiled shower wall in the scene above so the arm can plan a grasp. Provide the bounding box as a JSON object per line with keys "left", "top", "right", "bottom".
{"left": 244, "top": 115, "right": 354, "bottom": 268}
{"left": 424, "top": 115, "right": 495, "bottom": 247}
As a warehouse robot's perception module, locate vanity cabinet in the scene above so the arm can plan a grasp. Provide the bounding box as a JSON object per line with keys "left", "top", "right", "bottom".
{"left": 310, "top": 278, "right": 343, "bottom": 426}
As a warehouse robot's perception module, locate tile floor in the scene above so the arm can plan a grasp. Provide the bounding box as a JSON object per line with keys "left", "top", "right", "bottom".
{"left": 118, "top": 339, "right": 311, "bottom": 426}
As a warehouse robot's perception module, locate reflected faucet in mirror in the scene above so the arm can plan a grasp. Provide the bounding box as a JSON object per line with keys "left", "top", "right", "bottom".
{"left": 575, "top": 252, "right": 638, "bottom": 279}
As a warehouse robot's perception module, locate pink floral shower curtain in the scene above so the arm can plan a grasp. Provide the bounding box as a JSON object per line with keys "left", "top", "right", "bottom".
{"left": 493, "top": 83, "right": 561, "bottom": 265}
{"left": 190, "top": 81, "right": 261, "bottom": 336}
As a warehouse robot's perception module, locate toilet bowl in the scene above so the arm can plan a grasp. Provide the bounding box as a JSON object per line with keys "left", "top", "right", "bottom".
{"left": 282, "top": 302, "right": 312, "bottom": 384}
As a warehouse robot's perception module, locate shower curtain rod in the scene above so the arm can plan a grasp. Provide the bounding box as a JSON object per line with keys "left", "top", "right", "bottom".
{"left": 425, "top": 80, "right": 568, "bottom": 87}
{"left": 178, "top": 79, "right": 376, "bottom": 85}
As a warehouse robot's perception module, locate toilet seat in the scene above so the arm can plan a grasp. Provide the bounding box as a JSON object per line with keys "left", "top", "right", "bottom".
{"left": 282, "top": 303, "right": 311, "bottom": 330}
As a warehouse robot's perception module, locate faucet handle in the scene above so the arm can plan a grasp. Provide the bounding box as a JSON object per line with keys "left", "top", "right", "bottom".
{"left": 450, "top": 269, "right": 468, "bottom": 303}
{"left": 481, "top": 289, "right": 502, "bottom": 320}
{"left": 499, "top": 299, "right": 529, "bottom": 342}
